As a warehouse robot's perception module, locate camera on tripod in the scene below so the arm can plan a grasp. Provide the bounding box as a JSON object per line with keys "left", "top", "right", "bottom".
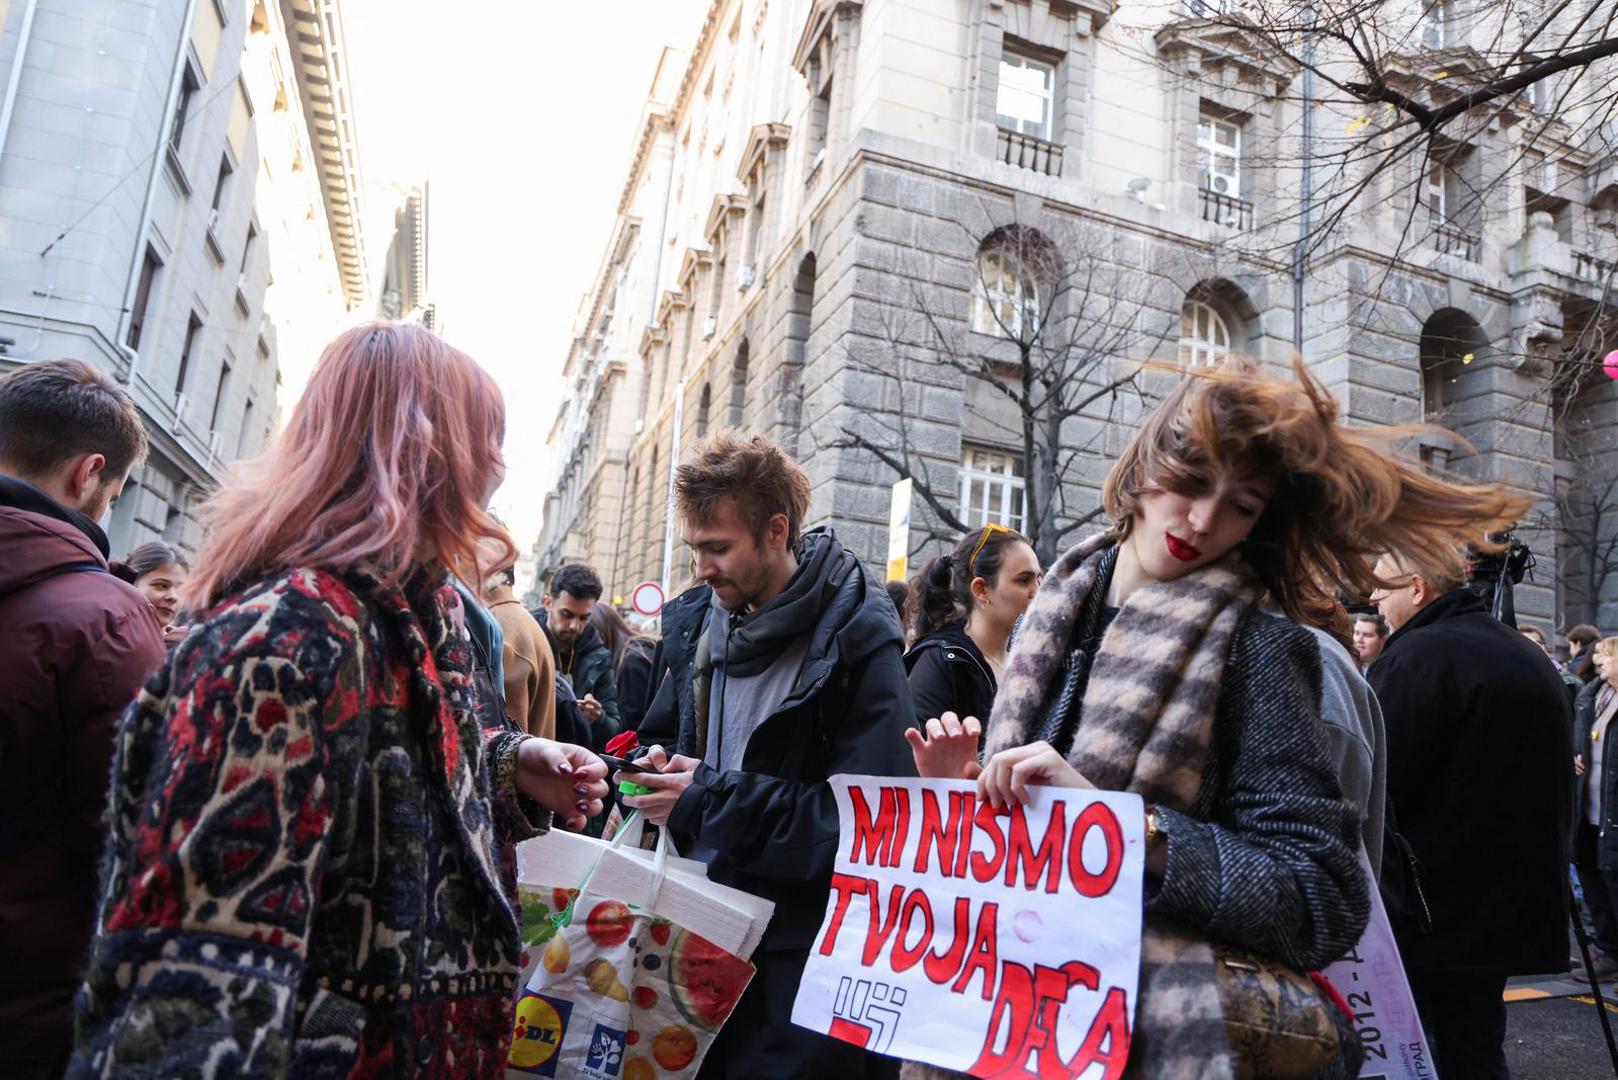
{"left": 1464, "top": 530, "right": 1534, "bottom": 627}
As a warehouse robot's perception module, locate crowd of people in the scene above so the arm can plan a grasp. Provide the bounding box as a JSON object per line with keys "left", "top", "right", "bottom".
{"left": 0, "top": 321, "right": 1607, "bottom": 1079}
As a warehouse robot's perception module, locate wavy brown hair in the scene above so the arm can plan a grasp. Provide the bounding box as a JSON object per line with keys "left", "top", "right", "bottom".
{"left": 1102, "top": 356, "right": 1530, "bottom": 627}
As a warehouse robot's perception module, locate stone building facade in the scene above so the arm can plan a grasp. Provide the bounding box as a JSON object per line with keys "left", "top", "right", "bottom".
{"left": 0, "top": 0, "right": 366, "bottom": 556}
{"left": 535, "top": 0, "right": 1618, "bottom": 636}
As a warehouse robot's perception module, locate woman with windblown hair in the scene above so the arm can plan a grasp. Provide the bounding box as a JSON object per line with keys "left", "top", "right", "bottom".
{"left": 910, "top": 358, "right": 1528, "bottom": 1079}
{"left": 71, "top": 324, "right": 610, "bottom": 1079}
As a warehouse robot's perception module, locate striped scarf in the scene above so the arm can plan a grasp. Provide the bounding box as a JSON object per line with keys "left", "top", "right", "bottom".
{"left": 911, "top": 532, "right": 1262, "bottom": 1080}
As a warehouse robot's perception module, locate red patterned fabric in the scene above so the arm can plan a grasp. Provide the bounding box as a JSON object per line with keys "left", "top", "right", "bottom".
{"left": 70, "top": 565, "right": 548, "bottom": 1078}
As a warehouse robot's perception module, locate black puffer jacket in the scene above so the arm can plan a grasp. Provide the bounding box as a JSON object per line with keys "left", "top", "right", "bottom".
{"left": 536, "top": 611, "right": 621, "bottom": 750}
{"left": 905, "top": 620, "right": 996, "bottom": 726}
{"left": 636, "top": 528, "right": 919, "bottom": 952}
{"left": 1371, "top": 588, "right": 1573, "bottom": 975}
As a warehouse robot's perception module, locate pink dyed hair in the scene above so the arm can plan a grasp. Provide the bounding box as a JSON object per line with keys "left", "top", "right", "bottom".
{"left": 186, "top": 322, "right": 517, "bottom": 609}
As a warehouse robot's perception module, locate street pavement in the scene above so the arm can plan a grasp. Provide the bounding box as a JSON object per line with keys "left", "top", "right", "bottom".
{"left": 1506, "top": 971, "right": 1618, "bottom": 1079}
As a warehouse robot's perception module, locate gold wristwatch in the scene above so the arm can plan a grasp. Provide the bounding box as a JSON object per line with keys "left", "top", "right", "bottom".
{"left": 1144, "top": 805, "right": 1166, "bottom": 847}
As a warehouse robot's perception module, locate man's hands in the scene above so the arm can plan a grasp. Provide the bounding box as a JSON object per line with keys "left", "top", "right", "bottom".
{"left": 516, "top": 738, "right": 609, "bottom": 831}
{"left": 579, "top": 693, "right": 603, "bottom": 723}
{"left": 977, "top": 740, "right": 1094, "bottom": 809}
{"left": 905, "top": 712, "right": 983, "bottom": 780}
{"left": 618, "top": 745, "right": 702, "bottom": 827}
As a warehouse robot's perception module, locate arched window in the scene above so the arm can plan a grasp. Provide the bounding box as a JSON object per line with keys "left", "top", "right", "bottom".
{"left": 729, "top": 339, "right": 749, "bottom": 427}
{"left": 1418, "top": 308, "right": 1488, "bottom": 422}
{"left": 1178, "top": 299, "right": 1229, "bottom": 367}
{"left": 969, "top": 226, "right": 1057, "bottom": 340}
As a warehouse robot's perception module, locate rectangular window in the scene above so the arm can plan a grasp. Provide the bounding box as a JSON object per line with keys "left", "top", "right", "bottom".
{"left": 1196, "top": 114, "right": 1242, "bottom": 197}
{"left": 237, "top": 399, "right": 255, "bottom": 457}
{"left": 210, "top": 154, "right": 233, "bottom": 217}
{"left": 170, "top": 64, "right": 199, "bottom": 159}
{"left": 127, "top": 247, "right": 162, "bottom": 349}
{"left": 808, "top": 62, "right": 832, "bottom": 165}
{"left": 1424, "top": 162, "right": 1450, "bottom": 224}
{"left": 239, "top": 222, "right": 257, "bottom": 275}
{"left": 177, "top": 314, "right": 202, "bottom": 393}
{"left": 1418, "top": 1, "right": 1451, "bottom": 49}
{"left": 958, "top": 445, "right": 1027, "bottom": 532}
{"left": 996, "top": 51, "right": 1056, "bottom": 140}
{"left": 209, "top": 360, "right": 232, "bottom": 430}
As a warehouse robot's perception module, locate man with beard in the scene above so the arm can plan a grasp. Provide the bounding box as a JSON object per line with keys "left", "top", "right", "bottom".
{"left": 534, "top": 562, "right": 620, "bottom": 749}
{"left": 621, "top": 434, "right": 916, "bottom": 1079}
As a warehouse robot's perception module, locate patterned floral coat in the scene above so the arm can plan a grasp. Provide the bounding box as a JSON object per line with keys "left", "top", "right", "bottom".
{"left": 70, "top": 565, "right": 550, "bottom": 1079}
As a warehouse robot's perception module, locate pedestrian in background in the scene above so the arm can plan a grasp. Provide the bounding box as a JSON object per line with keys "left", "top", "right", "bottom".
{"left": 1571, "top": 623, "right": 1604, "bottom": 684}
{"left": 909, "top": 357, "right": 1524, "bottom": 1079}
{"left": 591, "top": 601, "right": 658, "bottom": 733}
{"left": 624, "top": 433, "right": 916, "bottom": 1079}
{"left": 0, "top": 359, "right": 165, "bottom": 1080}
{"left": 1351, "top": 609, "right": 1388, "bottom": 669}
{"left": 109, "top": 540, "right": 190, "bottom": 646}
{"left": 1573, "top": 637, "right": 1618, "bottom": 983}
{"left": 535, "top": 563, "right": 621, "bottom": 748}
{"left": 903, "top": 523, "right": 1040, "bottom": 775}
{"left": 1371, "top": 548, "right": 1572, "bottom": 1080}
{"left": 70, "top": 323, "right": 608, "bottom": 1078}
{"left": 483, "top": 557, "right": 557, "bottom": 739}
{"left": 1522, "top": 623, "right": 1584, "bottom": 706}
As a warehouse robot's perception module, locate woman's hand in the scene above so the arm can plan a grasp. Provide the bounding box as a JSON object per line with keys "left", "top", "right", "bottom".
{"left": 162, "top": 623, "right": 188, "bottom": 646}
{"left": 978, "top": 740, "right": 1094, "bottom": 809}
{"left": 904, "top": 712, "right": 983, "bottom": 781}
{"left": 515, "top": 738, "right": 609, "bottom": 831}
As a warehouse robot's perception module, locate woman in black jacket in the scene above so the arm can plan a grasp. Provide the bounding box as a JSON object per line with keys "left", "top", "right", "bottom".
{"left": 906, "top": 358, "right": 1526, "bottom": 1079}
{"left": 902, "top": 524, "right": 1039, "bottom": 745}
{"left": 1574, "top": 638, "right": 1618, "bottom": 974}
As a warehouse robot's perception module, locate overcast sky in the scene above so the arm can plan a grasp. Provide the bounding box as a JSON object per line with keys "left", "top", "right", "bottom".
{"left": 338, "top": 0, "right": 710, "bottom": 551}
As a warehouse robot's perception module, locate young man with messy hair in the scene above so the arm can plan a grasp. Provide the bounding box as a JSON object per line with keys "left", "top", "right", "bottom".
{"left": 623, "top": 433, "right": 915, "bottom": 1079}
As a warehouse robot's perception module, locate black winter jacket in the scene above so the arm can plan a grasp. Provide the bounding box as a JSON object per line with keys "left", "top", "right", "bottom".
{"left": 636, "top": 530, "right": 919, "bottom": 952}
{"left": 1574, "top": 678, "right": 1618, "bottom": 867}
{"left": 905, "top": 620, "right": 996, "bottom": 727}
{"left": 1370, "top": 588, "right": 1573, "bottom": 975}
{"left": 536, "top": 612, "right": 621, "bottom": 750}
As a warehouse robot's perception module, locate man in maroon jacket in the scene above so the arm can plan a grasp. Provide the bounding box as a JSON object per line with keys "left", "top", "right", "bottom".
{"left": 0, "top": 359, "right": 164, "bottom": 1078}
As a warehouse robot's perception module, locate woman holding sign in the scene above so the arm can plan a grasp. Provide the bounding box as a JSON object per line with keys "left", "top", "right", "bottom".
{"left": 910, "top": 356, "right": 1526, "bottom": 1078}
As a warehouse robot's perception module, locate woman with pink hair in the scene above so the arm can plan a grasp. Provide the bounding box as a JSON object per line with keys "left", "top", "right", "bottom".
{"left": 71, "top": 323, "right": 609, "bottom": 1078}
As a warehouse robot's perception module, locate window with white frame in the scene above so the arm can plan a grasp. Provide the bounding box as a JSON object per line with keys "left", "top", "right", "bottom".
{"left": 995, "top": 51, "right": 1055, "bottom": 141}
{"left": 1197, "top": 114, "right": 1242, "bottom": 197}
{"left": 959, "top": 445, "right": 1026, "bottom": 531}
{"left": 1183, "top": 0, "right": 1228, "bottom": 15}
{"left": 1418, "top": 0, "right": 1451, "bottom": 49}
{"left": 971, "top": 250, "right": 1040, "bottom": 339}
{"left": 1178, "top": 300, "right": 1230, "bottom": 367}
{"left": 1424, "top": 161, "right": 1451, "bottom": 224}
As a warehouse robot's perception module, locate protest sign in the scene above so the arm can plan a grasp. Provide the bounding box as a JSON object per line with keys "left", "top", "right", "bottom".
{"left": 1322, "top": 854, "right": 1436, "bottom": 1080}
{"left": 792, "top": 776, "right": 1145, "bottom": 1079}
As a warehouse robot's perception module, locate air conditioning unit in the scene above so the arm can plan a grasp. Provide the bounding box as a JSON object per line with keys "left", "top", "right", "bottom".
{"left": 737, "top": 264, "right": 756, "bottom": 289}
{"left": 1209, "top": 174, "right": 1235, "bottom": 196}
{"left": 702, "top": 315, "right": 717, "bottom": 339}
{"left": 206, "top": 208, "right": 220, "bottom": 233}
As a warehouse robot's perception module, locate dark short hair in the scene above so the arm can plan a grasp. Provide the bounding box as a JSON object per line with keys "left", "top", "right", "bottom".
{"left": 1352, "top": 611, "right": 1389, "bottom": 637}
{"left": 0, "top": 358, "right": 148, "bottom": 478}
{"left": 1570, "top": 624, "right": 1602, "bottom": 648}
{"left": 674, "top": 433, "right": 811, "bottom": 547}
{"left": 551, "top": 563, "right": 603, "bottom": 602}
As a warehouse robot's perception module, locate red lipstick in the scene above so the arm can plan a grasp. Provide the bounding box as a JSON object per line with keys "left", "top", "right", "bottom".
{"left": 1165, "top": 533, "right": 1202, "bottom": 562}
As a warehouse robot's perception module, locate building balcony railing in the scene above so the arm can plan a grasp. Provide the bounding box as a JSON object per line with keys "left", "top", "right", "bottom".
{"left": 1199, "top": 187, "right": 1253, "bottom": 231}
{"left": 996, "top": 128, "right": 1063, "bottom": 177}
{"left": 1573, "top": 250, "right": 1617, "bottom": 285}
{"left": 1433, "top": 222, "right": 1479, "bottom": 262}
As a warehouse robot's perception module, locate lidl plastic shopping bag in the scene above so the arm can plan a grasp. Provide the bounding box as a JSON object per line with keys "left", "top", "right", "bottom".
{"left": 507, "top": 815, "right": 767, "bottom": 1079}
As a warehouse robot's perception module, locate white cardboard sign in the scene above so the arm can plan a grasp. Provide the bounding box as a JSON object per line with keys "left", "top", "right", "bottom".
{"left": 792, "top": 776, "right": 1145, "bottom": 1078}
